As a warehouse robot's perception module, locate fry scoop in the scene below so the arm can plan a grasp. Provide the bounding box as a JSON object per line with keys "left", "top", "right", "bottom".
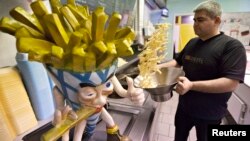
{"left": 134, "top": 67, "right": 185, "bottom": 102}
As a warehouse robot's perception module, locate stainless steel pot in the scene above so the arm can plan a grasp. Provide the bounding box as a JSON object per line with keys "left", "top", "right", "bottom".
{"left": 135, "top": 67, "right": 185, "bottom": 102}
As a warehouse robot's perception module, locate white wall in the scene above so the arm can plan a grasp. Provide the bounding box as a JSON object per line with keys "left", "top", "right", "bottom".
{"left": 0, "top": 0, "right": 33, "bottom": 67}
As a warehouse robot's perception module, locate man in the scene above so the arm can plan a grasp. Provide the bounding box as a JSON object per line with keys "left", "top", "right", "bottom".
{"left": 158, "top": 1, "right": 247, "bottom": 141}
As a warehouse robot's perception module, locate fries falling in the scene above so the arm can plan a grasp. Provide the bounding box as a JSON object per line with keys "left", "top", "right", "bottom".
{"left": 138, "top": 23, "right": 170, "bottom": 88}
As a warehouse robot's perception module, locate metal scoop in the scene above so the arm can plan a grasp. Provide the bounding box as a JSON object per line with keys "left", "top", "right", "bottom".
{"left": 134, "top": 67, "right": 185, "bottom": 102}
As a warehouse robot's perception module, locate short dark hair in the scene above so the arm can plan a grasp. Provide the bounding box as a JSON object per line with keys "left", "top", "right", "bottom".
{"left": 193, "top": 0, "right": 222, "bottom": 18}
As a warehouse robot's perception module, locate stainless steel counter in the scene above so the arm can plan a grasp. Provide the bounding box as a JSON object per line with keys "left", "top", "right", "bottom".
{"left": 227, "top": 76, "right": 250, "bottom": 124}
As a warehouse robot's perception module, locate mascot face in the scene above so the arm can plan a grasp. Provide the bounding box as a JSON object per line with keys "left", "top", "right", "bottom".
{"left": 78, "top": 79, "right": 114, "bottom": 108}
{"left": 46, "top": 62, "right": 117, "bottom": 109}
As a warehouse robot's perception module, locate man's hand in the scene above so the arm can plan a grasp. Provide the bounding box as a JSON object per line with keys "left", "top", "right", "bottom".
{"left": 175, "top": 76, "right": 193, "bottom": 95}
{"left": 126, "top": 76, "right": 145, "bottom": 106}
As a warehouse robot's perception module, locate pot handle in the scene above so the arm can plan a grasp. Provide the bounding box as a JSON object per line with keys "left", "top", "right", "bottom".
{"left": 170, "top": 90, "right": 174, "bottom": 97}
{"left": 172, "top": 82, "right": 178, "bottom": 91}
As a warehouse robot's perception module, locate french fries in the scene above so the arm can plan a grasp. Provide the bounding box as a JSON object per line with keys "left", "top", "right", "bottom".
{"left": 138, "top": 23, "right": 170, "bottom": 88}
{"left": 0, "top": 0, "right": 136, "bottom": 72}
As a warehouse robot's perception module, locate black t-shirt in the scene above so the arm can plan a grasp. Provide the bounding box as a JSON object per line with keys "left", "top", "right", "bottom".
{"left": 175, "top": 32, "right": 247, "bottom": 120}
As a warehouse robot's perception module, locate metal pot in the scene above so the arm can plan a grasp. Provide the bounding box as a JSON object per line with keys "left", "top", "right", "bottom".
{"left": 135, "top": 67, "right": 185, "bottom": 102}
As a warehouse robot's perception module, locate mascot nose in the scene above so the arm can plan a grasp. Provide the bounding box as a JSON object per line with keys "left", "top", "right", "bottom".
{"left": 94, "top": 90, "right": 107, "bottom": 106}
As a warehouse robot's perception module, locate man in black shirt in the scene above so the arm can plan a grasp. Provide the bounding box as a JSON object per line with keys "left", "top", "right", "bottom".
{"left": 158, "top": 1, "right": 247, "bottom": 141}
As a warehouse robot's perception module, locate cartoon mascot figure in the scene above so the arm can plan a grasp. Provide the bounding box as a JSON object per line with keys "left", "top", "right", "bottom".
{"left": 46, "top": 61, "right": 145, "bottom": 141}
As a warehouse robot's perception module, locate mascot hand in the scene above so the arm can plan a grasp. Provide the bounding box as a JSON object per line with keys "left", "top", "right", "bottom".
{"left": 126, "top": 76, "right": 145, "bottom": 106}
{"left": 52, "top": 105, "right": 78, "bottom": 141}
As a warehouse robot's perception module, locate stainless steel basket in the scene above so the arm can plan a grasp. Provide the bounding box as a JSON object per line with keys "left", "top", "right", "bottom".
{"left": 135, "top": 67, "right": 185, "bottom": 102}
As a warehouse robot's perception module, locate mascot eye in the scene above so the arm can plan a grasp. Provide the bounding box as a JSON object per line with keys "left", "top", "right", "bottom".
{"left": 100, "top": 81, "right": 113, "bottom": 91}
{"left": 78, "top": 87, "right": 96, "bottom": 100}
{"left": 105, "top": 81, "right": 111, "bottom": 88}
{"left": 80, "top": 92, "right": 96, "bottom": 100}
{"left": 87, "top": 93, "right": 94, "bottom": 97}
